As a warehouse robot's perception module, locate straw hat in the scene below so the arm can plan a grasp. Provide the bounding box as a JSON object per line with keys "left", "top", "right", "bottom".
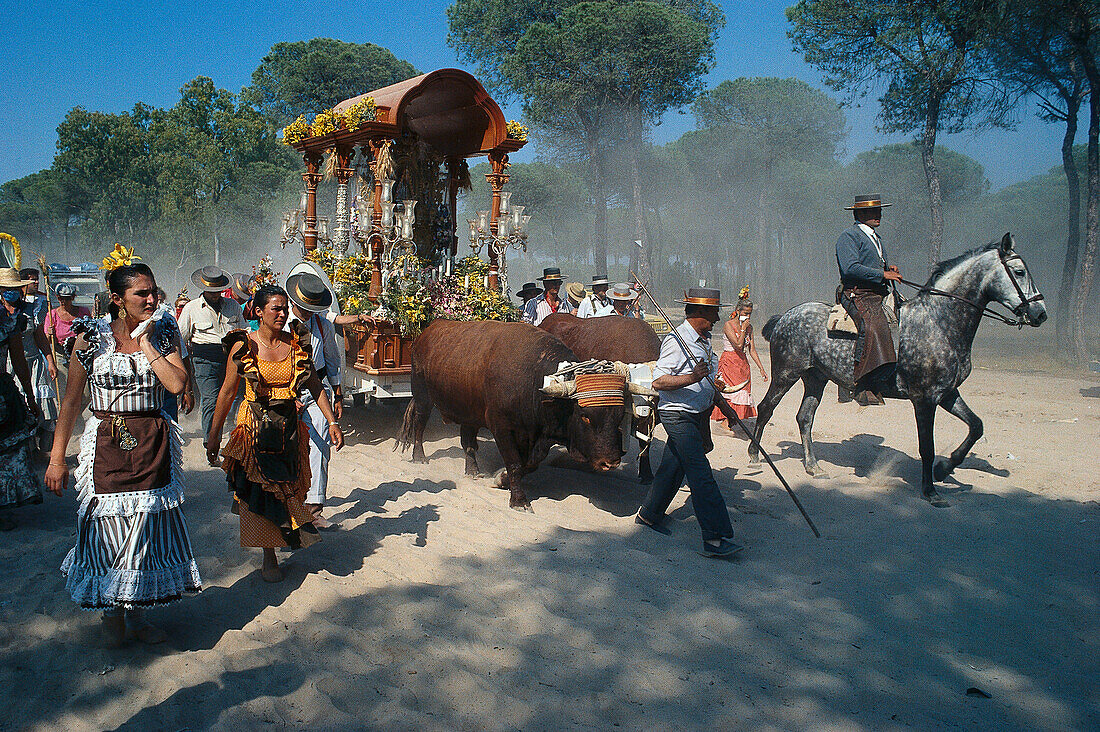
{"left": 565, "top": 282, "right": 587, "bottom": 302}
{"left": 0, "top": 268, "right": 34, "bottom": 288}
{"left": 607, "top": 283, "right": 638, "bottom": 301}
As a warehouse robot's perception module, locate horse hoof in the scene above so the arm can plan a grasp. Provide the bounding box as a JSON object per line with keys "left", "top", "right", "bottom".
{"left": 924, "top": 492, "right": 951, "bottom": 508}
{"left": 748, "top": 456, "right": 760, "bottom": 467}
{"left": 932, "top": 459, "right": 952, "bottom": 482}
{"left": 806, "top": 464, "right": 827, "bottom": 478}
{"left": 510, "top": 502, "right": 533, "bottom": 513}
{"left": 411, "top": 456, "right": 429, "bottom": 465}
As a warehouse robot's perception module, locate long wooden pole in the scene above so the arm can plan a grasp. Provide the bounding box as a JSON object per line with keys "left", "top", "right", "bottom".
{"left": 630, "top": 273, "right": 821, "bottom": 538}
{"left": 35, "top": 255, "right": 62, "bottom": 408}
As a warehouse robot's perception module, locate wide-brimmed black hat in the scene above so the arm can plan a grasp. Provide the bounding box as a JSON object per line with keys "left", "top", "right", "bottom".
{"left": 190, "top": 266, "right": 231, "bottom": 293}
{"left": 591, "top": 274, "right": 610, "bottom": 287}
{"left": 515, "top": 282, "right": 542, "bottom": 299}
{"left": 286, "top": 272, "right": 333, "bottom": 312}
{"left": 538, "top": 267, "right": 564, "bottom": 282}
{"left": 230, "top": 273, "right": 255, "bottom": 301}
{"left": 676, "top": 287, "right": 732, "bottom": 307}
{"left": 844, "top": 194, "right": 892, "bottom": 211}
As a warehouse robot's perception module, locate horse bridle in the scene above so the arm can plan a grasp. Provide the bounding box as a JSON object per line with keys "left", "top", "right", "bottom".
{"left": 897, "top": 248, "right": 1044, "bottom": 328}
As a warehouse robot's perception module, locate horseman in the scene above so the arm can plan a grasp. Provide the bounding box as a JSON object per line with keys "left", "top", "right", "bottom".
{"left": 836, "top": 194, "right": 902, "bottom": 406}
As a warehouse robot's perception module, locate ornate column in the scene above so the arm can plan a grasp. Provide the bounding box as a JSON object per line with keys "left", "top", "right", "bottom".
{"left": 333, "top": 145, "right": 356, "bottom": 259}
{"left": 302, "top": 152, "right": 324, "bottom": 253}
{"left": 485, "top": 148, "right": 510, "bottom": 290}
{"left": 445, "top": 157, "right": 461, "bottom": 263}
{"left": 367, "top": 140, "right": 387, "bottom": 303}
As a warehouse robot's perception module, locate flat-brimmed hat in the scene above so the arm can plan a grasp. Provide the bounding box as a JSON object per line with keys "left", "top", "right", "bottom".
{"left": 538, "top": 267, "right": 565, "bottom": 283}
{"left": 676, "top": 287, "right": 731, "bottom": 307}
{"left": 230, "top": 273, "right": 255, "bottom": 301}
{"left": 515, "top": 282, "right": 542, "bottom": 299}
{"left": 607, "top": 283, "right": 638, "bottom": 301}
{"left": 55, "top": 283, "right": 78, "bottom": 298}
{"left": 565, "top": 282, "right": 587, "bottom": 302}
{"left": 190, "top": 266, "right": 231, "bottom": 292}
{"left": 0, "top": 268, "right": 34, "bottom": 288}
{"left": 591, "top": 274, "right": 610, "bottom": 287}
{"left": 844, "top": 194, "right": 892, "bottom": 210}
{"left": 286, "top": 272, "right": 333, "bottom": 312}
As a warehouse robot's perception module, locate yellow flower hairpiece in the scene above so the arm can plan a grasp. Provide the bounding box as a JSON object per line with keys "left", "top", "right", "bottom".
{"left": 100, "top": 243, "right": 141, "bottom": 271}
{"left": 738, "top": 286, "right": 750, "bottom": 301}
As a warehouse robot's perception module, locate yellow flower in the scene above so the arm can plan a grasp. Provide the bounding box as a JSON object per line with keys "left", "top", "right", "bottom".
{"left": 282, "top": 115, "right": 312, "bottom": 145}
{"left": 99, "top": 243, "right": 141, "bottom": 271}
{"left": 344, "top": 97, "right": 376, "bottom": 130}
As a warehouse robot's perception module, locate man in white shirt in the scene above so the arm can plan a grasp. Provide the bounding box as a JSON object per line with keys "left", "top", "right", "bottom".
{"left": 177, "top": 266, "right": 243, "bottom": 460}
{"left": 522, "top": 267, "right": 574, "bottom": 326}
{"left": 635, "top": 287, "right": 743, "bottom": 559}
{"left": 576, "top": 274, "right": 614, "bottom": 318}
{"left": 286, "top": 272, "right": 343, "bottom": 529}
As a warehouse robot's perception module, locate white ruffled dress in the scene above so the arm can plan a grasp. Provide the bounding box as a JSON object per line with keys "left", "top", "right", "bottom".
{"left": 60, "top": 317, "right": 202, "bottom": 609}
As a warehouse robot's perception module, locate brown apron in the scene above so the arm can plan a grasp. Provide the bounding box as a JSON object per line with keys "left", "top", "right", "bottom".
{"left": 842, "top": 286, "right": 896, "bottom": 382}
{"left": 92, "top": 410, "right": 171, "bottom": 494}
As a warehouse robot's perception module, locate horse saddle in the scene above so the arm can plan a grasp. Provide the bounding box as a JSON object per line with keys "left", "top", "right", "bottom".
{"left": 827, "top": 286, "right": 859, "bottom": 336}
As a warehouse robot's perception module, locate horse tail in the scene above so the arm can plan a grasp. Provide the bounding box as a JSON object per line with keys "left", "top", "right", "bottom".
{"left": 762, "top": 314, "right": 782, "bottom": 342}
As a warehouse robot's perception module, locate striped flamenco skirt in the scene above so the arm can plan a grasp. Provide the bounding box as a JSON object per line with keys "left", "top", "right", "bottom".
{"left": 711, "top": 348, "right": 756, "bottom": 421}
{"left": 61, "top": 411, "right": 202, "bottom": 609}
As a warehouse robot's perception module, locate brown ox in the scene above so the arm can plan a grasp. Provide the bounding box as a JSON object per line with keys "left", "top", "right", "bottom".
{"left": 398, "top": 320, "right": 628, "bottom": 510}
{"left": 539, "top": 312, "right": 661, "bottom": 482}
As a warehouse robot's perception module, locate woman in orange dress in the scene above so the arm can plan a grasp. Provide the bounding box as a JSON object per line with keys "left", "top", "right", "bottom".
{"left": 712, "top": 289, "right": 768, "bottom": 429}
{"left": 205, "top": 285, "right": 343, "bottom": 582}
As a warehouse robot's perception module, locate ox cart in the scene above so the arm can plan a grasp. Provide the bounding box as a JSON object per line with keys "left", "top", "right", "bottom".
{"left": 283, "top": 69, "right": 528, "bottom": 406}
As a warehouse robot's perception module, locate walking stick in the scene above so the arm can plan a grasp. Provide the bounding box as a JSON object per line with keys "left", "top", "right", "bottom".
{"left": 36, "top": 255, "right": 63, "bottom": 406}
{"left": 630, "top": 274, "right": 821, "bottom": 538}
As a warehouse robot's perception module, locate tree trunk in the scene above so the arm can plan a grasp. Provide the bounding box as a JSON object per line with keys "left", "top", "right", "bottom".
{"left": 586, "top": 133, "right": 609, "bottom": 276}
{"left": 213, "top": 208, "right": 221, "bottom": 267}
{"left": 628, "top": 108, "right": 650, "bottom": 284}
{"left": 1056, "top": 98, "right": 1082, "bottom": 351}
{"left": 1071, "top": 67, "right": 1099, "bottom": 362}
{"left": 920, "top": 93, "right": 945, "bottom": 265}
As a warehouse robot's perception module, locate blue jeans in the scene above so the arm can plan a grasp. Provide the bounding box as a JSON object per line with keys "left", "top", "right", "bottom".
{"left": 190, "top": 344, "right": 225, "bottom": 445}
{"left": 639, "top": 409, "right": 734, "bottom": 541}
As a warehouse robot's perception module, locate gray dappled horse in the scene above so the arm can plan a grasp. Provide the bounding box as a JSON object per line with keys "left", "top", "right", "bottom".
{"left": 751, "top": 233, "right": 1047, "bottom": 507}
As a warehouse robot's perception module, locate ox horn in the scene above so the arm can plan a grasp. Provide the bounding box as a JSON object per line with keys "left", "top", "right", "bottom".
{"left": 540, "top": 380, "right": 576, "bottom": 398}
{"left": 627, "top": 382, "right": 657, "bottom": 397}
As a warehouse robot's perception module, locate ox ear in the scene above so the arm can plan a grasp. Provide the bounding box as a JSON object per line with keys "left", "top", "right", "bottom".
{"left": 999, "top": 232, "right": 1014, "bottom": 254}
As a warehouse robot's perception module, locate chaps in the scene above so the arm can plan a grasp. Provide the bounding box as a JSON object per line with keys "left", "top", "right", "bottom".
{"left": 843, "top": 286, "right": 896, "bottom": 382}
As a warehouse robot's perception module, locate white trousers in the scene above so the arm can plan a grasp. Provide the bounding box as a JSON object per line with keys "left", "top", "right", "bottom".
{"left": 301, "top": 389, "right": 331, "bottom": 505}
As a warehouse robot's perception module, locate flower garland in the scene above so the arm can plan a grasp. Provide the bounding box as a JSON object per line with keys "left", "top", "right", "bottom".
{"left": 0, "top": 232, "right": 20, "bottom": 269}
{"left": 282, "top": 115, "right": 312, "bottom": 145}
{"left": 99, "top": 243, "right": 141, "bottom": 271}
{"left": 343, "top": 97, "right": 376, "bottom": 130}
{"left": 506, "top": 120, "right": 528, "bottom": 141}
{"left": 306, "top": 248, "right": 373, "bottom": 315}
{"left": 311, "top": 109, "right": 339, "bottom": 137}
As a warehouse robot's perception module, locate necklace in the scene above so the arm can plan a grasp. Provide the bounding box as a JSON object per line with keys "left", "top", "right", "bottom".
{"left": 257, "top": 333, "right": 280, "bottom": 350}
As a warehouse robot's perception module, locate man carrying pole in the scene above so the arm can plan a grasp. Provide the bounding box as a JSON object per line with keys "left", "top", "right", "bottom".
{"left": 635, "top": 287, "right": 745, "bottom": 558}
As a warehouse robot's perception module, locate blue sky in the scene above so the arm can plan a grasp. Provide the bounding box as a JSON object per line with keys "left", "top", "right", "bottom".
{"left": 0, "top": 0, "right": 1072, "bottom": 189}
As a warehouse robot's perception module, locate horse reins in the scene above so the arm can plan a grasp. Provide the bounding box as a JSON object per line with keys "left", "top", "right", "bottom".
{"left": 896, "top": 249, "right": 1043, "bottom": 328}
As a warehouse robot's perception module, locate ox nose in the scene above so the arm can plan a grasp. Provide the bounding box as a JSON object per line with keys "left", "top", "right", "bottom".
{"left": 594, "top": 458, "right": 621, "bottom": 472}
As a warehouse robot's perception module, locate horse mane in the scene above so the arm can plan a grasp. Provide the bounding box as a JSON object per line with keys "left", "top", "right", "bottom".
{"left": 925, "top": 241, "right": 1001, "bottom": 288}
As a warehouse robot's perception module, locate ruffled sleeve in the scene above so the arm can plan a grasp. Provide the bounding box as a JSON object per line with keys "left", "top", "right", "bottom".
{"left": 288, "top": 321, "right": 315, "bottom": 394}
{"left": 72, "top": 316, "right": 108, "bottom": 373}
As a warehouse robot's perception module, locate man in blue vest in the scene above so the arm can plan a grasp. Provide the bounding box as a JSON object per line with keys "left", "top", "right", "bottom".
{"left": 836, "top": 194, "right": 902, "bottom": 406}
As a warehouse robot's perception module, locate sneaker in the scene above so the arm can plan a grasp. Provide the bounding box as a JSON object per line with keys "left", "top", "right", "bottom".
{"left": 699, "top": 538, "right": 745, "bottom": 558}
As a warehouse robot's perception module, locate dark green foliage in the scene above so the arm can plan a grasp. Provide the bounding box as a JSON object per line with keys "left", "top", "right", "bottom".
{"left": 242, "top": 38, "right": 418, "bottom": 125}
